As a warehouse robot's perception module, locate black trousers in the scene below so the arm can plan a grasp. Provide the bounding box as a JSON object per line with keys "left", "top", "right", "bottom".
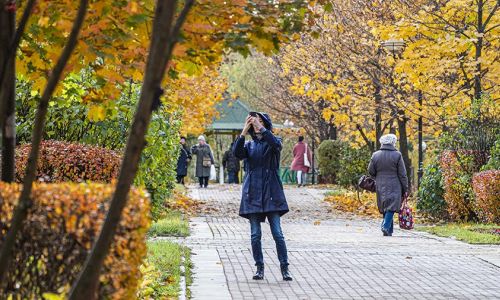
{"left": 198, "top": 176, "right": 209, "bottom": 187}
{"left": 176, "top": 175, "right": 185, "bottom": 184}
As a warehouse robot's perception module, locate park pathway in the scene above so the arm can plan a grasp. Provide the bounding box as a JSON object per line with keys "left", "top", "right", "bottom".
{"left": 181, "top": 185, "right": 500, "bottom": 299}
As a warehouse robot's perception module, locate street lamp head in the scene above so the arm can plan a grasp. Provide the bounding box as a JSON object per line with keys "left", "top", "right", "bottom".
{"left": 381, "top": 39, "right": 406, "bottom": 54}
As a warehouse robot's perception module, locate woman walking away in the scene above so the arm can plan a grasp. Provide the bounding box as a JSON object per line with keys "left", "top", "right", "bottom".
{"left": 291, "top": 136, "right": 312, "bottom": 187}
{"left": 176, "top": 136, "right": 191, "bottom": 185}
{"left": 233, "top": 112, "right": 292, "bottom": 281}
{"left": 368, "top": 134, "right": 408, "bottom": 236}
{"left": 191, "top": 135, "right": 214, "bottom": 188}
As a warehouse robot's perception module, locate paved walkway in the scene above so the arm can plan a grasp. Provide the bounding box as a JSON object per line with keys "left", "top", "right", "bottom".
{"left": 172, "top": 185, "right": 500, "bottom": 299}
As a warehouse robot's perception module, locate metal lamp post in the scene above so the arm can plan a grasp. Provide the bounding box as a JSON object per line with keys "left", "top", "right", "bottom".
{"left": 381, "top": 39, "right": 406, "bottom": 56}
{"left": 382, "top": 38, "right": 425, "bottom": 190}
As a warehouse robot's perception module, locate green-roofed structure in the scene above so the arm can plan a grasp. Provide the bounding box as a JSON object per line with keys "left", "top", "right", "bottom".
{"left": 207, "top": 98, "right": 252, "bottom": 137}
{"left": 207, "top": 97, "right": 284, "bottom": 138}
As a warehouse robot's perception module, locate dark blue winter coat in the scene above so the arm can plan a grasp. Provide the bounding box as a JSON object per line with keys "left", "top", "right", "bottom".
{"left": 176, "top": 145, "right": 191, "bottom": 177}
{"left": 233, "top": 114, "right": 289, "bottom": 221}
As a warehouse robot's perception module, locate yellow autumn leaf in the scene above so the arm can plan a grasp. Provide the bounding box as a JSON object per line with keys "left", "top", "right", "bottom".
{"left": 88, "top": 105, "right": 106, "bottom": 121}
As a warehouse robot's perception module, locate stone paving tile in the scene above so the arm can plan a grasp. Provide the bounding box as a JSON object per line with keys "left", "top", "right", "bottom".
{"left": 175, "top": 184, "right": 500, "bottom": 299}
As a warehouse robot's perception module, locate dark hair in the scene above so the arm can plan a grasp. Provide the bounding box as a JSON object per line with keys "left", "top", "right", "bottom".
{"left": 298, "top": 136, "right": 304, "bottom": 142}
{"left": 180, "top": 136, "right": 186, "bottom": 140}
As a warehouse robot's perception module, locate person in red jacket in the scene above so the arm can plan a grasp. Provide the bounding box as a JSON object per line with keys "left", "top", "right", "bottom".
{"left": 290, "top": 136, "right": 312, "bottom": 187}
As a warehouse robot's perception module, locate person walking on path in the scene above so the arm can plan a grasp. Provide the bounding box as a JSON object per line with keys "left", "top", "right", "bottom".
{"left": 191, "top": 135, "right": 214, "bottom": 188}
{"left": 291, "top": 136, "right": 312, "bottom": 187}
{"left": 223, "top": 142, "right": 240, "bottom": 184}
{"left": 368, "top": 134, "right": 408, "bottom": 236}
{"left": 233, "top": 112, "right": 293, "bottom": 281}
{"left": 176, "top": 136, "right": 192, "bottom": 185}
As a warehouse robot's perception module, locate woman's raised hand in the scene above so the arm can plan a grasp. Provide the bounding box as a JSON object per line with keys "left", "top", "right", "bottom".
{"left": 241, "top": 116, "right": 253, "bottom": 136}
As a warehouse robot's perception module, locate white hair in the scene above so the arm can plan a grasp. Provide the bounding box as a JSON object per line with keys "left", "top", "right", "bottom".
{"left": 379, "top": 134, "right": 397, "bottom": 146}
{"left": 197, "top": 135, "right": 206, "bottom": 141}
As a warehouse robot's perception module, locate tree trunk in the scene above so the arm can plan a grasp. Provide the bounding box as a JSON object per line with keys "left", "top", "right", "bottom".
{"left": 0, "top": 0, "right": 16, "bottom": 182}
{"left": 473, "top": 0, "right": 483, "bottom": 104}
{"left": 0, "top": 0, "right": 89, "bottom": 284}
{"left": 69, "top": 1, "right": 194, "bottom": 298}
{"left": 328, "top": 123, "right": 337, "bottom": 140}
{"left": 397, "top": 111, "right": 412, "bottom": 193}
{"left": 417, "top": 91, "right": 423, "bottom": 189}
{"left": 374, "top": 85, "right": 382, "bottom": 150}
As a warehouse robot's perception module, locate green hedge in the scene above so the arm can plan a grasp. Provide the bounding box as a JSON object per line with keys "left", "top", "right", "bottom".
{"left": 417, "top": 156, "right": 448, "bottom": 220}
{"left": 317, "top": 140, "right": 346, "bottom": 183}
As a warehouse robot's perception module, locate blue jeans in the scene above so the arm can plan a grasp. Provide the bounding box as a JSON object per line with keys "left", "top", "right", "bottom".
{"left": 381, "top": 211, "right": 394, "bottom": 234}
{"left": 249, "top": 213, "right": 288, "bottom": 267}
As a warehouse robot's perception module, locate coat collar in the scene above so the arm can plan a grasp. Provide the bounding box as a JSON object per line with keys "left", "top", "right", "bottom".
{"left": 380, "top": 144, "right": 397, "bottom": 151}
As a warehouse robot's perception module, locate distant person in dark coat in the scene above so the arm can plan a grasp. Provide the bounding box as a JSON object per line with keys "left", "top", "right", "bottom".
{"left": 176, "top": 136, "right": 191, "bottom": 185}
{"left": 233, "top": 112, "right": 292, "bottom": 281}
{"left": 191, "top": 135, "right": 214, "bottom": 188}
{"left": 223, "top": 142, "right": 240, "bottom": 184}
{"left": 290, "top": 136, "right": 312, "bottom": 187}
{"left": 368, "top": 134, "right": 409, "bottom": 236}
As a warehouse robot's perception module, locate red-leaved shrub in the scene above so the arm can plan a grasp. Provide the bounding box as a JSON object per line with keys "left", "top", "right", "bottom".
{"left": 440, "top": 150, "right": 485, "bottom": 221}
{"left": 472, "top": 170, "right": 500, "bottom": 224}
{"left": 15, "top": 140, "right": 121, "bottom": 183}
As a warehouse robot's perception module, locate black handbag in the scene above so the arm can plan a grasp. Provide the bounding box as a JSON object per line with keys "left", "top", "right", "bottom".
{"left": 358, "top": 175, "right": 376, "bottom": 193}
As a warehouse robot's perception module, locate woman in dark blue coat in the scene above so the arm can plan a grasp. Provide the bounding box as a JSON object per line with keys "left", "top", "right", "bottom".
{"left": 233, "top": 112, "right": 292, "bottom": 281}
{"left": 176, "top": 136, "right": 191, "bottom": 185}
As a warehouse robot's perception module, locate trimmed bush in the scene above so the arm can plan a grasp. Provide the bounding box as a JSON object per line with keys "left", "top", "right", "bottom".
{"left": 317, "top": 140, "right": 347, "bottom": 183}
{"left": 472, "top": 170, "right": 500, "bottom": 223}
{"left": 15, "top": 140, "right": 121, "bottom": 183}
{"left": 0, "top": 182, "right": 151, "bottom": 299}
{"left": 417, "top": 157, "right": 448, "bottom": 220}
{"left": 440, "top": 150, "right": 484, "bottom": 221}
{"left": 337, "top": 146, "right": 371, "bottom": 189}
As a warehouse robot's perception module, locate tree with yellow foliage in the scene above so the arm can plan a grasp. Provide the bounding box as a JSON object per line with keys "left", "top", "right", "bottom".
{"left": 222, "top": 52, "right": 338, "bottom": 142}
{"left": 375, "top": 0, "right": 499, "bottom": 128}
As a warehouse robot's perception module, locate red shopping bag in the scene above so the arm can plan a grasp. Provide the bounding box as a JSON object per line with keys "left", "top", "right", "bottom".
{"left": 398, "top": 194, "right": 414, "bottom": 230}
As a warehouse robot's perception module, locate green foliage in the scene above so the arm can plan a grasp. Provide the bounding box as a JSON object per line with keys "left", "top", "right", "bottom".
{"left": 317, "top": 140, "right": 369, "bottom": 186}
{"left": 417, "top": 156, "right": 448, "bottom": 220}
{"left": 148, "top": 211, "right": 190, "bottom": 238}
{"left": 481, "top": 139, "right": 500, "bottom": 171}
{"left": 439, "top": 97, "right": 499, "bottom": 166}
{"left": 336, "top": 146, "right": 371, "bottom": 188}
{"left": 16, "top": 74, "right": 180, "bottom": 220}
{"left": 136, "top": 113, "right": 181, "bottom": 220}
{"left": 317, "top": 140, "right": 348, "bottom": 183}
{"left": 417, "top": 223, "right": 500, "bottom": 245}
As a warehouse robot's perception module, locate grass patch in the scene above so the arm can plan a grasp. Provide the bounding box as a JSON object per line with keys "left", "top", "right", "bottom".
{"left": 417, "top": 223, "right": 500, "bottom": 244}
{"left": 325, "top": 188, "right": 350, "bottom": 197}
{"left": 138, "top": 241, "right": 191, "bottom": 299}
{"left": 148, "top": 211, "right": 189, "bottom": 238}
{"left": 184, "top": 247, "right": 193, "bottom": 299}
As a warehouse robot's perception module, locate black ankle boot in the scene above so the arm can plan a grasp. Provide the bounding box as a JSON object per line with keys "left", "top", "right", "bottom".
{"left": 253, "top": 265, "right": 264, "bottom": 280}
{"left": 281, "top": 265, "right": 293, "bottom": 281}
